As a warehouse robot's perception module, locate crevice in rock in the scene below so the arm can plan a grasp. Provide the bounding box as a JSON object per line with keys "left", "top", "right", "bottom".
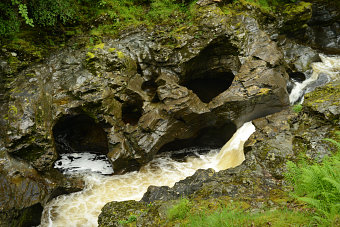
{"left": 13, "top": 203, "right": 44, "bottom": 227}
{"left": 289, "top": 71, "right": 306, "bottom": 82}
{"left": 53, "top": 114, "right": 109, "bottom": 154}
{"left": 142, "top": 79, "right": 159, "bottom": 102}
{"left": 137, "top": 63, "right": 143, "bottom": 76}
{"left": 183, "top": 72, "right": 235, "bottom": 103}
{"left": 122, "top": 99, "right": 143, "bottom": 126}
{"left": 142, "top": 80, "right": 157, "bottom": 95}
{"left": 159, "top": 121, "right": 237, "bottom": 159}
{"left": 182, "top": 36, "right": 239, "bottom": 103}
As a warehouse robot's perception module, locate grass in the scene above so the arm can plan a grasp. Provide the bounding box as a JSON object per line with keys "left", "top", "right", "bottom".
{"left": 167, "top": 198, "right": 192, "bottom": 221}
{"left": 165, "top": 198, "right": 314, "bottom": 226}
{"left": 89, "top": 0, "right": 195, "bottom": 37}
{"left": 163, "top": 133, "right": 340, "bottom": 226}
{"left": 187, "top": 206, "right": 313, "bottom": 227}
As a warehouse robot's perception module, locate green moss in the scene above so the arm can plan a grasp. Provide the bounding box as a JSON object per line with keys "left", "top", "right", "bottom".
{"left": 258, "top": 88, "right": 271, "bottom": 95}
{"left": 283, "top": 1, "right": 312, "bottom": 19}
{"left": 305, "top": 83, "right": 339, "bottom": 105}
{"left": 279, "top": 1, "right": 312, "bottom": 33}
{"left": 292, "top": 104, "right": 303, "bottom": 113}
{"left": 8, "top": 105, "right": 18, "bottom": 116}
{"left": 86, "top": 52, "right": 95, "bottom": 60}
{"left": 94, "top": 43, "right": 105, "bottom": 50}
{"left": 116, "top": 51, "right": 125, "bottom": 59}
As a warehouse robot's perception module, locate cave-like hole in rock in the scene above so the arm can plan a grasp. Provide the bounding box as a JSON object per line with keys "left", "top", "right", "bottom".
{"left": 53, "top": 114, "right": 113, "bottom": 175}
{"left": 53, "top": 114, "right": 109, "bottom": 154}
{"left": 182, "top": 36, "right": 239, "bottom": 103}
{"left": 17, "top": 203, "right": 44, "bottom": 227}
{"left": 289, "top": 72, "right": 306, "bottom": 82}
{"left": 159, "top": 122, "right": 237, "bottom": 160}
{"left": 122, "top": 100, "right": 143, "bottom": 126}
{"left": 183, "top": 72, "right": 235, "bottom": 103}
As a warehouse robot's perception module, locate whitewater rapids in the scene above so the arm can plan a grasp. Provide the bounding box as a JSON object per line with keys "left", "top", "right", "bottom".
{"left": 40, "top": 122, "right": 255, "bottom": 227}
{"left": 289, "top": 54, "right": 340, "bottom": 104}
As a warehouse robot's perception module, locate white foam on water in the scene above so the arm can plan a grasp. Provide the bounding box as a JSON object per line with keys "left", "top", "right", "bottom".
{"left": 54, "top": 153, "right": 114, "bottom": 175}
{"left": 40, "top": 122, "right": 256, "bottom": 227}
{"left": 289, "top": 54, "right": 340, "bottom": 104}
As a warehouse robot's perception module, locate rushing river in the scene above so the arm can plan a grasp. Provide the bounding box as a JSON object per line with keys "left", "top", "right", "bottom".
{"left": 289, "top": 54, "right": 340, "bottom": 104}
{"left": 40, "top": 54, "right": 339, "bottom": 227}
{"left": 40, "top": 122, "right": 255, "bottom": 227}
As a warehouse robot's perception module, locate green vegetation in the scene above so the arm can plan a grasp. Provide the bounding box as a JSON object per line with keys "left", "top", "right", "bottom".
{"left": 160, "top": 133, "right": 340, "bottom": 226}
{"left": 0, "top": 0, "right": 195, "bottom": 37}
{"left": 163, "top": 199, "right": 315, "bottom": 226}
{"left": 0, "top": 0, "right": 312, "bottom": 79}
{"left": 285, "top": 132, "right": 340, "bottom": 226}
{"left": 118, "top": 214, "right": 137, "bottom": 225}
{"left": 167, "top": 198, "right": 192, "bottom": 221}
{"left": 0, "top": 0, "right": 196, "bottom": 76}
{"left": 292, "top": 104, "right": 303, "bottom": 113}
{"left": 187, "top": 206, "right": 312, "bottom": 226}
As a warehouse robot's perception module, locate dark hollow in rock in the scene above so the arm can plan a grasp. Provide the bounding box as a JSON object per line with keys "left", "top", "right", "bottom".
{"left": 53, "top": 114, "right": 109, "bottom": 154}
{"left": 142, "top": 80, "right": 158, "bottom": 96}
{"left": 182, "top": 36, "right": 239, "bottom": 103}
{"left": 10, "top": 203, "right": 44, "bottom": 227}
{"left": 183, "top": 72, "right": 235, "bottom": 103}
{"left": 142, "top": 80, "right": 160, "bottom": 102}
{"left": 159, "top": 121, "right": 237, "bottom": 159}
{"left": 122, "top": 100, "right": 143, "bottom": 126}
{"left": 289, "top": 72, "right": 306, "bottom": 82}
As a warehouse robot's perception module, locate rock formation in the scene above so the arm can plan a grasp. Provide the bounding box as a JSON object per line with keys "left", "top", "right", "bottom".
{"left": 0, "top": 0, "right": 338, "bottom": 226}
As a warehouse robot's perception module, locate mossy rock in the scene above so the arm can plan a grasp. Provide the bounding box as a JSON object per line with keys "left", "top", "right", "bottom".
{"left": 304, "top": 81, "right": 340, "bottom": 123}
{"left": 279, "top": 1, "right": 312, "bottom": 34}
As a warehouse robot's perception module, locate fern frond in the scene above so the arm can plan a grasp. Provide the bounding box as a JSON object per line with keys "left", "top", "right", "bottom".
{"left": 323, "top": 177, "right": 340, "bottom": 193}
{"left": 323, "top": 138, "right": 340, "bottom": 150}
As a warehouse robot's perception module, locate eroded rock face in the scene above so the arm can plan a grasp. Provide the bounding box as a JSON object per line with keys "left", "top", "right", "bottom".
{"left": 305, "top": 0, "right": 340, "bottom": 54}
{"left": 0, "top": 3, "right": 290, "bottom": 175}
{"left": 0, "top": 151, "right": 84, "bottom": 227}
{"left": 0, "top": 1, "right": 337, "bottom": 225}
{"left": 53, "top": 114, "right": 109, "bottom": 154}
{"left": 98, "top": 83, "right": 339, "bottom": 226}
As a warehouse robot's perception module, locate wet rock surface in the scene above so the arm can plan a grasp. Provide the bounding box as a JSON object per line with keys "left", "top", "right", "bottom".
{"left": 0, "top": 151, "right": 84, "bottom": 227}
{"left": 0, "top": 2, "right": 291, "bottom": 175}
{"left": 0, "top": 0, "right": 339, "bottom": 225}
{"left": 305, "top": 0, "right": 340, "bottom": 54}
{"left": 98, "top": 82, "right": 339, "bottom": 226}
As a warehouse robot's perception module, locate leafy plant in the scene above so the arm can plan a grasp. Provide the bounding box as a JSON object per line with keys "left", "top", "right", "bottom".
{"left": 118, "top": 215, "right": 137, "bottom": 224}
{"left": 0, "top": 2, "right": 20, "bottom": 35}
{"left": 167, "top": 198, "right": 192, "bottom": 220}
{"left": 11, "top": 0, "right": 34, "bottom": 27}
{"left": 29, "top": 0, "right": 76, "bottom": 27}
{"left": 285, "top": 133, "right": 340, "bottom": 225}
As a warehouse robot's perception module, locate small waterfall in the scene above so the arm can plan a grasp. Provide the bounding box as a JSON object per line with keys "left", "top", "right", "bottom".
{"left": 40, "top": 122, "right": 256, "bottom": 227}
{"left": 216, "top": 122, "right": 255, "bottom": 170}
{"left": 289, "top": 54, "right": 340, "bottom": 104}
